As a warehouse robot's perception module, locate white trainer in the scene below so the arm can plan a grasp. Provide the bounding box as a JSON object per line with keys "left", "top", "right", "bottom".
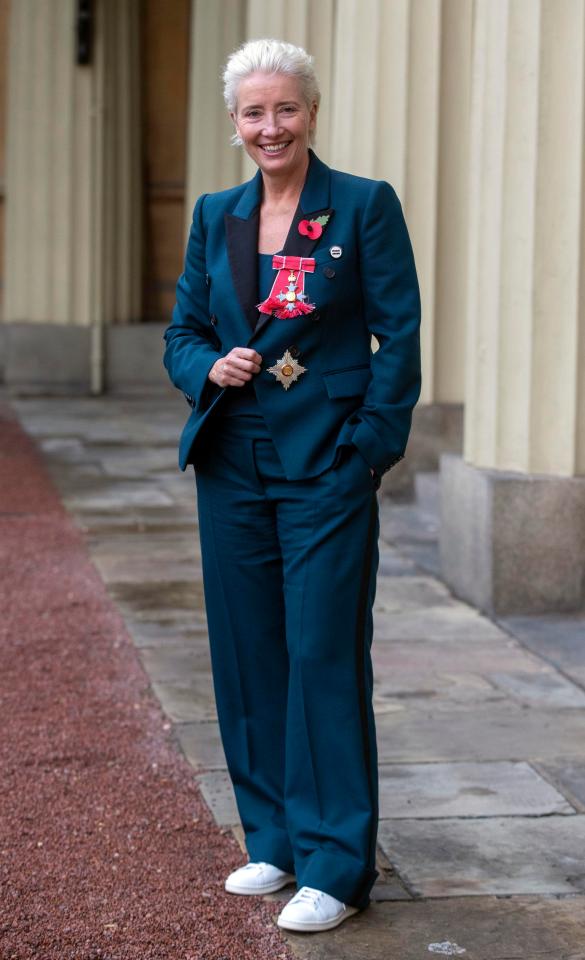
{"left": 276, "top": 885, "right": 359, "bottom": 932}
{"left": 224, "top": 861, "right": 296, "bottom": 895}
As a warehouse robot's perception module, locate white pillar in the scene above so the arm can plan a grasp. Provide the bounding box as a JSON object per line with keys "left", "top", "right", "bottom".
{"left": 330, "top": 0, "right": 472, "bottom": 408}
{"left": 441, "top": 0, "right": 585, "bottom": 615}
{"left": 464, "top": 0, "right": 585, "bottom": 477}
{"left": 4, "top": 0, "right": 141, "bottom": 333}
{"left": 185, "top": 0, "right": 246, "bottom": 225}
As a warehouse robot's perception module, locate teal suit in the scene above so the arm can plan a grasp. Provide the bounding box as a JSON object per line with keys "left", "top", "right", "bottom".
{"left": 163, "top": 149, "right": 421, "bottom": 482}
{"left": 163, "top": 149, "right": 421, "bottom": 910}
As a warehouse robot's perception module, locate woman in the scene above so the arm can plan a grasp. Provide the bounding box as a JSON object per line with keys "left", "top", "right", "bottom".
{"left": 163, "top": 38, "right": 421, "bottom": 933}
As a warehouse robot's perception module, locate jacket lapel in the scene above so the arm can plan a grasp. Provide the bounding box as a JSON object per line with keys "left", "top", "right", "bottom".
{"left": 225, "top": 167, "right": 263, "bottom": 333}
{"left": 225, "top": 207, "right": 260, "bottom": 332}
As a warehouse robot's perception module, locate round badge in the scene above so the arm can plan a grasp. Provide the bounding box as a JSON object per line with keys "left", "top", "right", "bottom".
{"left": 329, "top": 245, "right": 343, "bottom": 259}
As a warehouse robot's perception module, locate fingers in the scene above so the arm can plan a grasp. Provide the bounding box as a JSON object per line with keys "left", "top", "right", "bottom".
{"left": 229, "top": 347, "right": 263, "bottom": 375}
{"left": 209, "top": 348, "right": 263, "bottom": 388}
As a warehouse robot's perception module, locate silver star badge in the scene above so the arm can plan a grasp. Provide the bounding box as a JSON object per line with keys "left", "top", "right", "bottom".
{"left": 267, "top": 349, "right": 307, "bottom": 390}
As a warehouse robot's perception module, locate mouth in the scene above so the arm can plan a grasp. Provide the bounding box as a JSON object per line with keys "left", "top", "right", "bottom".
{"left": 259, "top": 141, "right": 292, "bottom": 156}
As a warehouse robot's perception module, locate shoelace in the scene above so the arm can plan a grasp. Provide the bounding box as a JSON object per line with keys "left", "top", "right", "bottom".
{"left": 292, "top": 886, "right": 325, "bottom": 907}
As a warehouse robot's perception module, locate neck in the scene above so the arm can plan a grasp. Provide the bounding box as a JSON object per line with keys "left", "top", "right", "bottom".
{"left": 261, "top": 151, "right": 310, "bottom": 209}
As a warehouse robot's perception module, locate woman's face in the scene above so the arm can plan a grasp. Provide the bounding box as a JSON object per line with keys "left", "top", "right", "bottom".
{"left": 231, "top": 71, "right": 317, "bottom": 179}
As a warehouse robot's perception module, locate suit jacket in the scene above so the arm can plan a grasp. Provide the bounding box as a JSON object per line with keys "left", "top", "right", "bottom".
{"left": 163, "top": 148, "right": 422, "bottom": 481}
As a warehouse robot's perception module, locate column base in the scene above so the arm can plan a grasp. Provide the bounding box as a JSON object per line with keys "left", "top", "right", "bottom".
{"left": 439, "top": 453, "right": 585, "bottom": 615}
{"left": 0, "top": 322, "right": 174, "bottom": 395}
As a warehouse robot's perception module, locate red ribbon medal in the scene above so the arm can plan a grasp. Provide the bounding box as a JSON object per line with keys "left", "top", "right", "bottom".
{"left": 257, "top": 255, "right": 316, "bottom": 319}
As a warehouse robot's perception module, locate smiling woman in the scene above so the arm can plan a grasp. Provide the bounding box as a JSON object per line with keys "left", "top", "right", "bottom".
{"left": 163, "top": 37, "right": 422, "bottom": 935}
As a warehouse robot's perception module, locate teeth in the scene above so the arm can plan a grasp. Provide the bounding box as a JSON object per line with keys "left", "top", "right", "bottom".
{"left": 262, "top": 143, "right": 289, "bottom": 153}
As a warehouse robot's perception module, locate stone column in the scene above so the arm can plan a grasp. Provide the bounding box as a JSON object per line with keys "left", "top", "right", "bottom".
{"left": 185, "top": 0, "right": 246, "bottom": 226}
{"left": 440, "top": 0, "right": 585, "bottom": 614}
{"left": 330, "top": 0, "right": 472, "bottom": 470}
{"left": 3, "top": 0, "right": 141, "bottom": 392}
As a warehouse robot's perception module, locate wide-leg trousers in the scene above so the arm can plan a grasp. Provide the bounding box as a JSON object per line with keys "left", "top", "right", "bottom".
{"left": 193, "top": 413, "right": 380, "bottom": 910}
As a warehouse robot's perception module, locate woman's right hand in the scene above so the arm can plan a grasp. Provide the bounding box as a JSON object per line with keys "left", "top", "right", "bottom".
{"left": 208, "top": 347, "right": 263, "bottom": 388}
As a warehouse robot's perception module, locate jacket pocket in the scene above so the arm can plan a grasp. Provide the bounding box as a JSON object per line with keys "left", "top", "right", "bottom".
{"left": 322, "top": 363, "right": 371, "bottom": 398}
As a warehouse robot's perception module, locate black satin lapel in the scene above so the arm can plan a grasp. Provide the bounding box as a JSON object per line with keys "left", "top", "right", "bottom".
{"left": 282, "top": 204, "right": 335, "bottom": 258}
{"left": 225, "top": 209, "right": 260, "bottom": 331}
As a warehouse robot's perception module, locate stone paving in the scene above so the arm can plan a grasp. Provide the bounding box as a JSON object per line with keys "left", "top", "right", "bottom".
{"left": 11, "top": 393, "right": 585, "bottom": 959}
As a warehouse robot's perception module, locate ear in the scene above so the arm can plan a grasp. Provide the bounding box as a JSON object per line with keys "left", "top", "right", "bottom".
{"left": 308, "top": 100, "right": 318, "bottom": 131}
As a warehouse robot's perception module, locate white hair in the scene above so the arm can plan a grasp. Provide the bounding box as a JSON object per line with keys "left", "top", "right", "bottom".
{"left": 222, "top": 38, "right": 321, "bottom": 146}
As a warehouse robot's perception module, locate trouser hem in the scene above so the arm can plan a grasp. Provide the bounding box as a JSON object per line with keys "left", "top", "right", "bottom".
{"left": 295, "top": 851, "right": 379, "bottom": 910}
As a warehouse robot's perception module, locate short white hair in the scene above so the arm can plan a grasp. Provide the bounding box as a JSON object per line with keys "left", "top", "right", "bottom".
{"left": 222, "top": 38, "right": 321, "bottom": 146}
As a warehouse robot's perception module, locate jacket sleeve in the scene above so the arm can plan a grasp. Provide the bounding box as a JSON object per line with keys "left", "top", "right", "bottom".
{"left": 162, "top": 193, "right": 223, "bottom": 410}
{"left": 350, "top": 179, "right": 422, "bottom": 477}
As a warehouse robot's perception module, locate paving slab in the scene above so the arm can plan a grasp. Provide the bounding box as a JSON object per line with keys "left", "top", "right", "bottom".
{"left": 373, "top": 575, "right": 455, "bottom": 613}
{"left": 499, "top": 614, "right": 585, "bottom": 684}
{"left": 379, "top": 502, "right": 439, "bottom": 544}
{"left": 378, "top": 815, "right": 585, "bottom": 896}
{"left": 196, "top": 770, "right": 239, "bottom": 827}
{"left": 122, "top": 618, "right": 210, "bottom": 649}
{"left": 138, "top": 640, "right": 212, "bottom": 681}
{"left": 373, "top": 605, "right": 508, "bottom": 642}
{"left": 372, "top": 637, "right": 551, "bottom": 677}
{"left": 107, "top": 578, "right": 207, "bottom": 622}
{"left": 175, "top": 721, "right": 227, "bottom": 771}
{"left": 395, "top": 539, "right": 442, "bottom": 577}
{"left": 92, "top": 545, "right": 201, "bottom": 586}
{"left": 375, "top": 701, "right": 585, "bottom": 762}
{"left": 486, "top": 670, "right": 585, "bottom": 708}
{"left": 373, "top": 671, "right": 501, "bottom": 711}
{"left": 377, "top": 546, "right": 419, "bottom": 577}
{"left": 37, "top": 435, "right": 90, "bottom": 462}
{"left": 538, "top": 760, "right": 585, "bottom": 811}
{"left": 152, "top": 676, "right": 217, "bottom": 723}
{"left": 63, "top": 479, "right": 176, "bottom": 511}
{"left": 92, "top": 447, "right": 182, "bottom": 477}
{"left": 378, "top": 760, "right": 574, "bottom": 818}
{"left": 279, "top": 895, "right": 585, "bottom": 960}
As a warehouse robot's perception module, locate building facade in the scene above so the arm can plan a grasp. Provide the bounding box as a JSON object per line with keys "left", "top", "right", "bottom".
{"left": 1, "top": 0, "right": 584, "bottom": 615}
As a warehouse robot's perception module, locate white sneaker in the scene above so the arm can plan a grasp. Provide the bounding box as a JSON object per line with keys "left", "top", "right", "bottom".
{"left": 276, "top": 885, "right": 359, "bottom": 932}
{"left": 225, "top": 861, "right": 296, "bottom": 895}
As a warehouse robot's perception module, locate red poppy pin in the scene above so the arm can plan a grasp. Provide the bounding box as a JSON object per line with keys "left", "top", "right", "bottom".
{"left": 298, "top": 214, "right": 330, "bottom": 240}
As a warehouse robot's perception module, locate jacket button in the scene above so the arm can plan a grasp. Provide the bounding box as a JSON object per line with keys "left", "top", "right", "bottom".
{"left": 323, "top": 266, "right": 336, "bottom": 279}
{"left": 289, "top": 344, "right": 300, "bottom": 357}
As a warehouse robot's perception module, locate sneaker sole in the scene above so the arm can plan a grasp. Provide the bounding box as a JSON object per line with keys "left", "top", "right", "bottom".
{"left": 225, "top": 873, "right": 296, "bottom": 895}
{"left": 277, "top": 905, "right": 359, "bottom": 932}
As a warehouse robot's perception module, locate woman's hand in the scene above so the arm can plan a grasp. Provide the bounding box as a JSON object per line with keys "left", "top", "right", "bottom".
{"left": 208, "top": 347, "right": 263, "bottom": 388}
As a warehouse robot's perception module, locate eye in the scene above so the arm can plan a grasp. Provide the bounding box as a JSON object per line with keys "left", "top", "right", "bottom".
{"left": 281, "top": 105, "right": 297, "bottom": 113}
{"left": 244, "top": 109, "right": 262, "bottom": 119}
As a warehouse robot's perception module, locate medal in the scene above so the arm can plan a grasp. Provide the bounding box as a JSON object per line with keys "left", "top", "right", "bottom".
{"left": 267, "top": 349, "right": 307, "bottom": 390}
{"left": 257, "top": 255, "right": 316, "bottom": 319}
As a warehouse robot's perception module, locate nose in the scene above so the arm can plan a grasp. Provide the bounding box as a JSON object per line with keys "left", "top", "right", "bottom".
{"left": 262, "top": 112, "right": 282, "bottom": 136}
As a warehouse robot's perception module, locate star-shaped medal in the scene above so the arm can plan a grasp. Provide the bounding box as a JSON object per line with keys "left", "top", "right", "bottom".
{"left": 267, "top": 349, "right": 307, "bottom": 390}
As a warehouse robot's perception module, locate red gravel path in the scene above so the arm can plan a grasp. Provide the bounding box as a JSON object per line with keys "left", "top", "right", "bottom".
{"left": 0, "top": 402, "right": 293, "bottom": 960}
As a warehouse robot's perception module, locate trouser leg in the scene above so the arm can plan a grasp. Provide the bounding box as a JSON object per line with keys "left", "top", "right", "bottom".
{"left": 254, "top": 440, "right": 381, "bottom": 910}
{"left": 194, "top": 422, "right": 294, "bottom": 872}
